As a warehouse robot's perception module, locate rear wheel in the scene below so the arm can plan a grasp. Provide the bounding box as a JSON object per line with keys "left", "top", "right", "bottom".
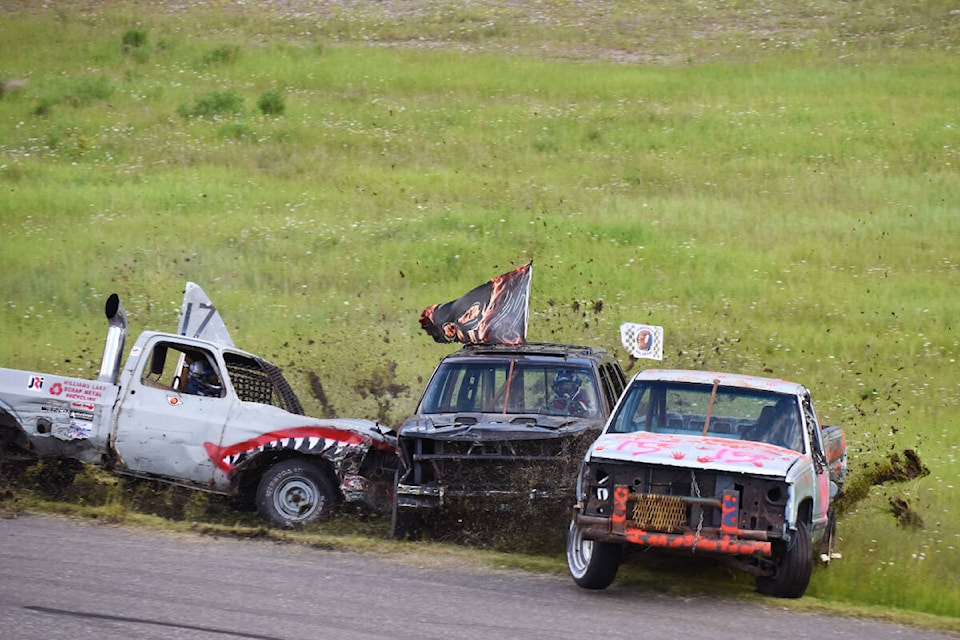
{"left": 756, "top": 523, "right": 813, "bottom": 598}
{"left": 256, "top": 459, "right": 336, "bottom": 528}
{"left": 566, "top": 519, "right": 621, "bottom": 589}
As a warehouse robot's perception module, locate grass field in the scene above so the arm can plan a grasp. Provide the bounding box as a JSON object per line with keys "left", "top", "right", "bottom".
{"left": 1, "top": 0, "right": 958, "bottom": 626}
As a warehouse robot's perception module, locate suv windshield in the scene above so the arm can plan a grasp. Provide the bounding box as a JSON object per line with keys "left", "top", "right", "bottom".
{"left": 420, "top": 360, "right": 600, "bottom": 418}
{"left": 608, "top": 381, "right": 804, "bottom": 452}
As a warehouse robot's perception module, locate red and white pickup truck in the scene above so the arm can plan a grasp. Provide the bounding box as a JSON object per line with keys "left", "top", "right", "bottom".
{"left": 567, "top": 369, "right": 846, "bottom": 598}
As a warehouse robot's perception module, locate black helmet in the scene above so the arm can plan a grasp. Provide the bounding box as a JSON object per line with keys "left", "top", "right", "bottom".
{"left": 188, "top": 359, "right": 222, "bottom": 396}
{"left": 553, "top": 369, "right": 580, "bottom": 399}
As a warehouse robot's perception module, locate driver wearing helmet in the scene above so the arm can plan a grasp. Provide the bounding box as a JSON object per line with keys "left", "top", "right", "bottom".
{"left": 186, "top": 356, "right": 223, "bottom": 397}
{"left": 550, "top": 369, "right": 592, "bottom": 417}
{"left": 768, "top": 397, "right": 802, "bottom": 452}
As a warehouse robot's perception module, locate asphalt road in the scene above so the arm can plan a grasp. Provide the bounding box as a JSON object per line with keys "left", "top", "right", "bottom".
{"left": 0, "top": 514, "right": 952, "bottom": 640}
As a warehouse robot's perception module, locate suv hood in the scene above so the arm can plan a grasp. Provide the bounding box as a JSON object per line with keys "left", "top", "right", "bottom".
{"left": 588, "top": 431, "right": 803, "bottom": 478}
{"left": 400, "top": 413, "right": 602, "bottom": 440}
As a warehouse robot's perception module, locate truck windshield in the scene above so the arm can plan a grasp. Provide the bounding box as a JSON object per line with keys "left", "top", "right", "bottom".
{"left": 607, "top": 381, "right": 804, "bottom": 453}
{"left": 420, "top": 361, "right": 599, "bottom": 418}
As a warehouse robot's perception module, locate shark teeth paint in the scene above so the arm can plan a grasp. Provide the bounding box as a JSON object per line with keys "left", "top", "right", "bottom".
{"left": 204, "top": 426, "right": 366, "bottom": 473}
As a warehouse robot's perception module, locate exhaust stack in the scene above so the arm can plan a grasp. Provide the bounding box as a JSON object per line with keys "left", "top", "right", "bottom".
{"left": 97, "top": 293, "right": 127, "bottom": 384}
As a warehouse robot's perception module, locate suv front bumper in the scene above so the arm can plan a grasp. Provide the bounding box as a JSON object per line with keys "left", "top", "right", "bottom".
{"left": 396, "top": 482, "right": 567, "bottom": 510}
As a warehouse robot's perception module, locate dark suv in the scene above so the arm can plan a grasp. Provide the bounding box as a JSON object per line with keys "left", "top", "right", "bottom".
{"left": 392, "top": 342, "right": 626, "bottom": 539}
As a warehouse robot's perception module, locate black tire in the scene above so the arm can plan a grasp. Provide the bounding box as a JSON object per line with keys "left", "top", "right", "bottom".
{"left": 756, "top": 523, "right": 813, "bottom": 598}
{"left": 566, "top": 519, "right": 621, "bottom": 589}
{"left": 390, "top": 496, "right": 425, "bottom": 541}
{"left": 256, "top": 459, "right": 336, "bottom": 528}
{"left": 389, "top": 469, "right": 424, "bottom": 541}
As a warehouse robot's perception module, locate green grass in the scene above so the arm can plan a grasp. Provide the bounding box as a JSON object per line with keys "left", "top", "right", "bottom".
{"left": 1, "top": 0, "right": 958, "bottom": 624}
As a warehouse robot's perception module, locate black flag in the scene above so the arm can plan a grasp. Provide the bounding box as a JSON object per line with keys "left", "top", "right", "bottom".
{"left": 419, "top": 262, "right": 532, "bottom": 346}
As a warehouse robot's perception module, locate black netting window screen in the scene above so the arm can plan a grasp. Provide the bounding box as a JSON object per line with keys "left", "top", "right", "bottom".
{"left": 224, "top": 352, "right": 304, "bottom": 416}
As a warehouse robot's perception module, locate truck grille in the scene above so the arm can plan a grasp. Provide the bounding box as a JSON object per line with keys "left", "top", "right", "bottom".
{"left": 632, "top": 494, "right": 687, "bottom": 532}
{"left": 430, "top": 437, "right": 570, "bottom": 460}
{"left": 403, "top": 431, "right": 594, "bottom": 496}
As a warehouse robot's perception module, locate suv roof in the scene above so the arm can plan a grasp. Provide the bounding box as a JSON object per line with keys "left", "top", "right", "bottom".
{"left": 442, "top": 341, "right": 612, "bottom": 360}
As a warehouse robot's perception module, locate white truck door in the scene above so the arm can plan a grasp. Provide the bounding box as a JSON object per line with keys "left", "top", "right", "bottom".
{"left": 112, "top": 340, "right": 233, "bottom": 488}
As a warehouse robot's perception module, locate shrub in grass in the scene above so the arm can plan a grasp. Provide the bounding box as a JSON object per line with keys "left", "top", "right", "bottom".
{"left": 257, "top": 89, "right": 285, "bottom": 116}
{"left": 32, "top": 97, "right": 55, "bottom": 116}
{"left": 122, "top": 29, "right": 147, "bottom": 50}
{"left": 178, "top": 89, "right": 245, "bottom": 118}
{"left": 202, "top": 44, "right": 241, "bottom": 66}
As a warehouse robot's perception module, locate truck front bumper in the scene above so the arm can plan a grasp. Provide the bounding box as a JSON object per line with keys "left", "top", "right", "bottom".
{"left": 396, "top": 483, "right": 565, "bottom": 510}
{"left": 575, "top": 484, "right": 773, "bottom": 557}
{"left": 395, "top": 483, "right": 443, "bottom": 510}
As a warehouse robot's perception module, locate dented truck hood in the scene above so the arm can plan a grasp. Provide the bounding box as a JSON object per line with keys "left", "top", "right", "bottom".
{"left": 587, "top": 431, "right": 804, "bottom": 478}
{"left": 400, "top": 413, "right": 603, "bottom": 441}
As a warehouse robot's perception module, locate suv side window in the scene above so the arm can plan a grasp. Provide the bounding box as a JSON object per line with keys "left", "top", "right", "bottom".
{"left": 598, "top": 362, "right": 625, "bottom": 413}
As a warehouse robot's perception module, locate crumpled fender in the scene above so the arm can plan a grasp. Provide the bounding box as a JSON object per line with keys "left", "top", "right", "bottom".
{"left": 203, "top": 425, "right": 383, "bottom": 475}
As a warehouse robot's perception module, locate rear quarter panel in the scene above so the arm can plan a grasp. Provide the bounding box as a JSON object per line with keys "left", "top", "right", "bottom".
{"left": 0, "top": 367, "right": 119, "bottom": 463}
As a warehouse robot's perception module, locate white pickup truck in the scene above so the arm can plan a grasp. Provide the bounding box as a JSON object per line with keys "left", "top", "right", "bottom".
{"left": 0, "top": 284, "right": 397, "bottom": 527}
{"left": 567, "top": 369, "right": 846, "bottom": 598}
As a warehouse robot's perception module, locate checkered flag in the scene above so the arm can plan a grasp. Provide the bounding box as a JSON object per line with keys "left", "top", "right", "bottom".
{"left": 620, "top": 323, "right": 664, "bottom": 361}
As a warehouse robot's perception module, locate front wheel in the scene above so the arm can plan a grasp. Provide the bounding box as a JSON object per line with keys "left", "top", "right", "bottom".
{"left": 390, "top": 497, "right": 425, "bottom": 541}
{"left": 756, "top": 523, "right": 813, "bottom": 598}
{"left": 389, "top": 471, "right": 425, "bottom": 541}
{"left": 256, "top": 459, "right": 336, "bottom": 528}
{"left": 566, "top": 519, "right": 621, "bottom": 589}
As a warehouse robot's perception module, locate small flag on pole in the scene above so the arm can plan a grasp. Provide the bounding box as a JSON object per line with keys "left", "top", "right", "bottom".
{"left": 419, "top": 262, "right": 532, "bottom": 346}
{"left": 620, "top": 323, "right": 664, "bottom": 360}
